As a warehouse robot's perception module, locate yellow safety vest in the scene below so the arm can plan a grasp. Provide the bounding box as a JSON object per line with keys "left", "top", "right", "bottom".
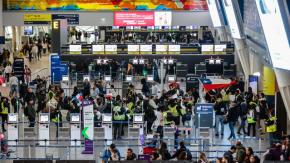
{"left": 266, "top": 116, "right": 277, "bottom": 133}
{"left": 162, "top": 112, "right": 171, "bottom": 125}
{"left": 247, "top": 117, "right": 256, "bottom": 124}
{"left": 113, "top": 106, "right": 125, "bottom": 121}
{"left": 168, "top": 105, "right": 179, "bottom": 117}
{"left": 1, "top": 102, "right": 8, "bottom": 114}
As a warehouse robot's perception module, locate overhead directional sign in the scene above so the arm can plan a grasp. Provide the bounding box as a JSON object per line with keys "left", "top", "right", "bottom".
{"left": 52, "top": 14, "right": 79, "bottom": 25}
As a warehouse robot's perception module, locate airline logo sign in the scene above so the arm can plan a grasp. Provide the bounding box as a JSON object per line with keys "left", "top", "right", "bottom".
{"left": 24, "top": 14, "right": 52, "bottom": 24}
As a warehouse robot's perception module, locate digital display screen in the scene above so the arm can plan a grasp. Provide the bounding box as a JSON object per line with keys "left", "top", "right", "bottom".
{"left": 102, "top": 114, "right": 112, "bottom": 123}
{"left": 105, "top": 76, "right": 111, "bottom": 82}
{"left": 126, "top": 76, "right": 133, "bottom": 81}
{"left": 168, "top": 59, "right": 174, "bottom": 64}
{"left": 133, "top": 59, "right": 138, "bottom": 64}
{"left": 8, "top": 114, "right": 17, "bottom": 122}
{"left": 202, "top": 45, "right": 214, "bottom": 52}
{"left": 133, "top": 115, "right": 143, "bottom": 123}
{"left": 139, "top": 59, "right": 145, "bottom": 64}
{"left": 168, "top": 45, "right": 180, "bottom": 52}
{"left": 147, "top": 76, "right": 154, "bottom": 81}
{"left": 92, "top": 45, "right": 105, "bottom": 52}
{"left": 112, "top": 26, "right": 119, "bottom": 30}
{"left": 71, "top": 115, "right": 80, "bottom": 122}
{"left": 105, "top": 45, "right": 117, "bottom": 52}
{"left": 128, "top": 45, "right": 140, "bottom": 52}
{"left": 140, "top": 45, "right": 152, "bottom": 52}
{"left": 83, "top": 75, "right": 90, "bottom": 81}
{"left": 69, "top": 45, "right": 82, "bottom": 52}
{"left": 24, "top": 26, "right": 33, "bottom": 35}
{"left": 156, "top": 45, "right": 168, "bottom": 52}
{"left": 209, "top": 59, "right": 215, "bottom": 64}
{"left": 40, "top": 115, "right": 49, "bottom": 123}
{"left": 214, "top": 44, "right": 227, "bottom": 51}
{"left": 62, "top": 75, "right": 69, "bottom": 81}
{"left": 168, "top": 76, "right": 175, "bottom": 81}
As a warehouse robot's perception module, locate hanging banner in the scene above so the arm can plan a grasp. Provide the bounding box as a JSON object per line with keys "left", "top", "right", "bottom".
{"left": 24, "top": 14, "right": 52, "bottom": 24}
{"left": 114, "top": 12, "right": 154, "bottom": 26}
{"left": 52, "top": 14, "right": 79, "bottom": 25}
{"left": 263, "top": 66, "right": 276, "bottom": 96}
{"left": 249, "top": 75, "right": 258, "bottom": 95}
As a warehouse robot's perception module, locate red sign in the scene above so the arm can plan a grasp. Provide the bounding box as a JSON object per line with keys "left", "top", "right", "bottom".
{"left": 114, "top": 12, "right": 154, "bottom": 26}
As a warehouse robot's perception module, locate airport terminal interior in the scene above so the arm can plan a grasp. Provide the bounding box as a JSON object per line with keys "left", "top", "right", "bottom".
{"left": 0, "top": 0, "right": 290, "bottom": 162}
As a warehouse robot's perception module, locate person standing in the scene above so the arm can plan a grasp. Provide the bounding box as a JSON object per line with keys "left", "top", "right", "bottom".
{"left": 0, "top": 97, "right": 10, "bottom": 132}
{"left": 237, "top": 96, "right": 248, "bottom": 135}
{"left": 226, "top": 101, "right": 239, "bottom": 140}
{"left": 265, "top": 109, "right": 277, "bottom": 145}
{"left": 37, "top": 41, "right": 42, "bottom": 60}
{"left": 112, "top": 102, "right": 125, "bottom": 140}
{"left": 214, "top": 94, "right": 226, "bottom": 136}
{"left": 24, "top": 65, "right": 31, "bottom": 84}
{"left": 247, "top": 102, "right": 257, "bottom": 138}
{"left": 31, "top": 44, "right": 38, "bottom": 61}
{"left": 9, "top": 73, "right": 19, "bottom": 97}
{"left": 4, "top": 63, "right": 12, "bottom": 83}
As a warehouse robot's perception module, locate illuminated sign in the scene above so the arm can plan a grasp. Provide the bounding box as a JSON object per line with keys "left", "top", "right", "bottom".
{"left": 140, "top": 45, "right": 152, "bottom": 52}
{"left": 69, "top": 45, "right": 81, "bottom": 52}
{"left": 168, "top": 45, "right": 180, "bottom": 52}
{"left": 128, "top": 45, "right": 140, "bottom": 52}
{"left": 114, "top": 12, "right": 154, "bottom": 26}
{"left": 24, "top": 14, "right": 52, "bottom": 24}
{"left": 105, "top": 45, "right": 117, "bottom": 52}
{"left": 255, "top": 0, "right": 290, "bottom": 70}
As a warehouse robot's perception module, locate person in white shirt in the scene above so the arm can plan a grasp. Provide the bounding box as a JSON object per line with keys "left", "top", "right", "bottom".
{"left": 4, "top": 64, "right": 12, "bottom": 82}
{"left": 9, "top": 73, "right": 19, "bottom": 97}
{"left": 109, "top": 85, "right": 117, "bottom": 99}
{"left": 151, "top": 82, "right": 160, "bottom": 97}
{"left": 31, "top": 44, "right": 38, "bottom": 61}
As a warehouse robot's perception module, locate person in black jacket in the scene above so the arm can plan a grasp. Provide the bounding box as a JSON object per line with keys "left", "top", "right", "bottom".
{"left": 227, "top": 101, "right": 239, "bottom": 140}
{"left": 224, "top": 145, "right": 236, "bottom": 163}
{"left": 214, "top": 94, "right": 227, "bottom": 136}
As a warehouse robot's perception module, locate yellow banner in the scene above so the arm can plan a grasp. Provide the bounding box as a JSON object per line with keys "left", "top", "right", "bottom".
{"left": 24, "top": 14, "right": 52, "bottom": 23}
{"left": 263, "top": 66, "right": 276, "bottom": 96}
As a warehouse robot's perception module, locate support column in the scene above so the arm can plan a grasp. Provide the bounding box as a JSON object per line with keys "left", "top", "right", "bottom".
{"left": 249, "top": 50, "right": 264, "bottom": 91}
{"left": 0, "top": 1, "right": 3, "bottom": 36}
{"left": 233, "top": 39, "right": 250, "bottom": 81}
{"left": 274, "top": 69, "right": 290, "bottom": 129}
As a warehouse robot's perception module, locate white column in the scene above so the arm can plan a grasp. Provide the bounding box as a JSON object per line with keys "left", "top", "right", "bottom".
{"left": 216, "top": 26, "right": 228, "bottom": 42}
{"left": 249, "top": 50, "right": 264, "bottom": 91}
{"left": 0, "top": 1, "right": 3, "bottom": 36}
{"left": 274, "top": 69, "right": 290, "bottom": 124}
{"left": 233, "top": 39, "right": 250, "bottom": 80}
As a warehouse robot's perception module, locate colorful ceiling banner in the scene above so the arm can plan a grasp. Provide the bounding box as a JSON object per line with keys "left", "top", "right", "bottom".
{"left": 4, "top": 0, "right": 208, "bottom": 11}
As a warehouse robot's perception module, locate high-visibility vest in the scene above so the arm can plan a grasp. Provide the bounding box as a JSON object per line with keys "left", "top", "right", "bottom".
{"left": 247, "top": 117, "right": 256, "bottom": 124}
{"left": 163, "top": 112, "right": 171, "bottom": 125}
{"left": 52, "top": 117, "right": 59, "bottom": 123}
{"left": 0, "top": 102, "right": 8, "bottom": 114}
{"left": 113, "top": 106, "right": 125, "bottom": 121}
{"left": 266, "top": 116, "right": 277, "bottom": 133}
{"left": 168, "top": 105, "right": 179, "bottom": 117}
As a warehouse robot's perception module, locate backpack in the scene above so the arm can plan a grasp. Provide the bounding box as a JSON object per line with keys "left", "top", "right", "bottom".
{"left": 186, "top": 148, "right": 192, "bottom": 160}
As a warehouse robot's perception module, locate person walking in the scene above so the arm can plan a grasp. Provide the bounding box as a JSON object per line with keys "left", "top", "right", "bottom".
{"left": 247, "top": 102, "right": 257, "bottom": 138}
{"left": 214, "top": 94, "right": 227, "bottom": 136}
{"left": 226, "top": 101, "right": 239, "bottom": 140}
{"left": 9, "top": 73, "right": 19, "bottom": 97}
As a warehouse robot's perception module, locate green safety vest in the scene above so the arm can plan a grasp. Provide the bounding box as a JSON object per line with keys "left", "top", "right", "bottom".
{"left": 247, "top": 117, "right": 256, "bottom": 124}
{"left": 113, "top": 106, "right": 125, "bottom": 121}
{"left": 266, "top": 116, "right": 277, "bottom": 133}
{"left": 1, "top": 102, "right": 8, "bottom": 114}
{"left": 168, "top": 105, "right": 179, "bottom": 117}
{"left": 163, "top": 112, "right": 171, "bottom": 125}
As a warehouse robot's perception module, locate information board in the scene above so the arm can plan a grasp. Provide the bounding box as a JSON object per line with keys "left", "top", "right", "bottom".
{"left": 194, "top": 103, "right": 214, "bottom": 128}
{"left": 24, "top": 14, "right": 52, "bottom": 24}
{"left": 140, "top": 45, "right": 152, "bottom": 54}
{"left": 128, "top": 45, "right": 140, "bottom": 54}
{"left": 214, "top": 44, "right": 227, "bottom": 54}
{"left": 156, "top": 45, "right": 168, "bottom": 54}
{"left": 82, "top": 101, "right": 94, "bottom": 140}
{"left": 168, "top": 45, "right": 180, "bottom": 54}
{"left": 92, "top": 45, "right": 104, "bottom": 54}
{"left": 114, "top": 12, "right": 154, "bottom": 26}
{"left": 52, "top": 14, "right": 79, "bottom": 25}
{"left": 202, "top": 45, "right": 214, "bottom": 54}
{"left": 105, "top": 45, "right": 117, "bottom": 54}
{"left": 69, "top": 45, "right": 82, "bottom": 54}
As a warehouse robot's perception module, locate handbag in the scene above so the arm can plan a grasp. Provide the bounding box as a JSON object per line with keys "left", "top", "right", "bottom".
{"left": 223, "top": 117, "right": 228, "bottom": 124}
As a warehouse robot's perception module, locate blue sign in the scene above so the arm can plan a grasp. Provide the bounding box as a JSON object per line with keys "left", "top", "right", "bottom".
{"left": 52, "top": 14, "right": 79, "bottom": 25}
{"left": 50, "top": 54, "right": 68, "bottom": 83}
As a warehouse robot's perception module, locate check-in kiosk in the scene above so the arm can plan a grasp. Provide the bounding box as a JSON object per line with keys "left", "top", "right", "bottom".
{"left": 39, "top": 113, "right": 50, "bottom": 145}
{"left": 70, "top": 113, "right": 81, "bottom": 146}
{"left": 8, "top": 113, "right": 18, "bottom": 145}
{"left": 61, "top": 75, "right": 70, "bottom": 96}
{"left": 129, "top": 114, "right": 144, "bottom": 154}
{"left": 102, "top": 114, "right": 112, "bottom": 145}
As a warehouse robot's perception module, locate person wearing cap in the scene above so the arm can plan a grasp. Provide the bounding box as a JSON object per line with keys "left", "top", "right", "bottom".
{"left": 102, "top": 143, "right": 121, "bottom": 163}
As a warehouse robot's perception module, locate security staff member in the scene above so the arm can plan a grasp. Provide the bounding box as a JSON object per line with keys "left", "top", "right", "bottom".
{"left": 266, "top": 109, "right": 277, "bottom": 145}
{"left": 247, "top": 102, "right": 257, "bottom": 137}
{"left": 1, "top": 97, "right": 10, "bottom": 132}
{"left": 113, "top": 102, "right": 125, "bottom": 140}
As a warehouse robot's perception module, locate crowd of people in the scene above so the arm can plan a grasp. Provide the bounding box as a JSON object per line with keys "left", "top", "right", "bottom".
{"left": 0, "top": 69, "right": 289, "bottom": 162}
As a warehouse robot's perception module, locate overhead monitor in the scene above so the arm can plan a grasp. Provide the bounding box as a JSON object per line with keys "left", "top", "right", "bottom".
{"left": 24, "top": 26, "right": 33, "bottom": 35}
{"left": 202, "top": 45, "right": 214, "bottom": 52}
{"left": 105, "top": 45, "right": 117, "bottom": 52}
{"left": 102, "top": 114, "right": 112, "bottom": 123}
{"left": 62, "top": 75, "right": 69, "bottom": 82}
{"left": 215, "top": 59, "right": 222, "bottom": 64}
{"left": 83, "top": 75, "right": 90, "bottom": 81}
{"left": 71, "top": 114, "right": 80, "bottom": 122}
{"left": 214, "top": 44, "right": 227, "bottom": 52}
{"left": 126, "top": 76, "right": 133, "bottom": 82}
{"left": 209, "top": 59, "right": 215, "bottom": 64}
{"left": 112, "top": 26, "right": 119, "bottom": 30}
{"left": 92, "top": 45, "right": 105, "bottom": 52}
{"left": 168, "top": 75, "right": 175, "bottom": 82}
{"left": 40, "top": 114, "right": 49, "bottom": 123}
{"left": 140, "top": 45, "right": 152, "bottom": 52}
{"left": 8, "top": 114, "right": 18, "bottom": 123}
{"left": 133, "top": 59, "right": 138, "bottom": 64}
{"left": 255, "top": 0, "right": 290, "bottom": 70}
{"left": 154, "top": 12, "right": 172, "bottom": 26}
{"left": 69, "top": 45, "right": 81, "bottom": 52}
{"left": 156, "top": 45, "right": 168, "bottom": 52}
{"left": 139, "top": 59, "right": 145, "bottom": 64}
{"left": 104, "top": 76, "right": 111, "bottom": 82}
{"left": 147, "top": 75, "right": 154, "bottom": 82}
{"left": 163, "top": 59, "right": 168, "bottom": 64}
{"left": 168, "top": 45, "right": 180, "bottom": 52}
{"left": 133, "top": 115, "right": 143, "bottom": 123}
{"left": 168, "top": 59, "right": 174, "bottom": 65}
{"left": 128, "top": 45, "right": 140, "bottom": 52}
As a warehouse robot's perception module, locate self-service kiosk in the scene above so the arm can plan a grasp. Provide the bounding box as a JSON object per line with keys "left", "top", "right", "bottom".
{"left": 102, "top": 114, "right": 112, "bottom": 145}
{"left": 39, "top": 113, "right": 50, "bottom": 145}
{"left": 8, "top": 113, "right": 18, "bottom": 145}
{"left": 70, "top": 113, "right": 81, "bottom": 146}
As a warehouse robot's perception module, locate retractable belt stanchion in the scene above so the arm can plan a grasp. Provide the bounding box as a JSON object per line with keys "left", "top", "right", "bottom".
{"left": 70, "top": 113, "right": 81, "bottom": 146}
{"left": 102, "top": 114, "right": 112, "bottom": 146}
{"left": 7, "top": 113, "right": 18, "bottom": 145}
{"left": 38, "top": 113, "right": 50, "bottom": 145}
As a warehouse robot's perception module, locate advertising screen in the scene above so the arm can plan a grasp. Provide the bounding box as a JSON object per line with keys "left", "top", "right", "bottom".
{"left": 92, "top": 45, "right": 104, "bottom": 52}
{"left": 105, "top": 45, "right": 117, "bottom": 52}
{"left": 128, "top": 45, "right": 140, "bottom": 52}
{"left": 154, "top": 12, "right": 172, "bottom": 26}
{"left": 69, "top": 45, "right": 81, "bottom": 52}
{"left": 114, "top": 12, "right": 154, "bottom": 26}
{"left": 255, "top": 0, "right": 290, "bottom": 70}
{"left": 168, "top": 45, "right": 181, "bottom": 52}
{"left": 222, "top": 0, "right": 242, "bottom": 39}
{"left": 8, "top": 114, "right": 17, "bottom": 122}
{"left": 140, "top": 45, "right": 152, "bottom": 52}
{"left": 207, "top": 0, "right": 223, "bottom": 27}
{"left": 40, "top": 115, "right": 49, "bottom": 123}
